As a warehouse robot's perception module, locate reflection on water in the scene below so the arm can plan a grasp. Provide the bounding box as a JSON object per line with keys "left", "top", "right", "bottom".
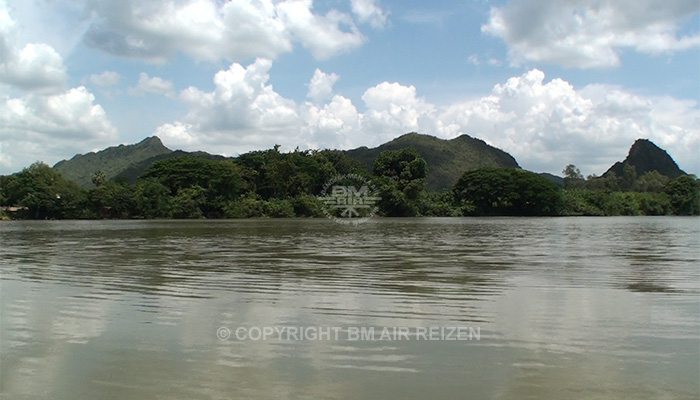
{"left": 1, "top": 217, "right": 698, "bottom": 399}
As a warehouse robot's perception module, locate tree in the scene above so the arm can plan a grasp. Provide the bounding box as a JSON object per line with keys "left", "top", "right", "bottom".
{"left": 633, "top": 171, "right": 669, "bottom": 192}
{"left": 562, "top": 164, "right": 584, "bottom": 188}
{"left": 3, "top": 162, "right": 86, "bottom": 219}
{"left": 171, "top": 185, "right": 207, "bottom": 218}
{"left": 664, "top": 175, "right": 700, "bottom": 215}
{"left": 91, "top": 170, "right": 106, "bottom": 187}
{"left": 372, "top": 148, "right": 427, "bottom": 216}
{"left": 134, "top": 178, "right": 172, "bottom": 218}
{"left": 621, "top": 164, "right": 637, "bottom": 190}
{"left": 88, "top": 181, "right": 135, "bottom": 218}
{"left": 453, "top": 168, "right": 562, "bottom": 216}
{"left": 142, "top": 156, "right": 247, "bottom": 216}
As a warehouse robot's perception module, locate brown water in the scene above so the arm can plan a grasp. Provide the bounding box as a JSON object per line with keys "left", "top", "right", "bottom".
{"left": 1, "top": 217, "right": 698, "bottom": 399}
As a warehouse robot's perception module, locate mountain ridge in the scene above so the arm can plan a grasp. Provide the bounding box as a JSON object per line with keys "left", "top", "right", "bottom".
{"left": 53, "top": 136, "right": 172, "bottom": 187}
{"left": 48, "top": 134, "right": 688, "bottom": 192}
{"left": 53, "top": 132, "right": 520, "bottom": 191}
{"left": 343, "top": 132, "right": 520, "bottom": 190}
{"left": 604, "top": 138, "right": 686, "bottom": 179}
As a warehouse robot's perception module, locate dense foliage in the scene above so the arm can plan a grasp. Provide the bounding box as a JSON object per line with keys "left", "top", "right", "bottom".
{"left": 1, "top": 151, "right": 698, "bottom": 220}
{"left": 372, "top": 148, "right": 427, "bottom": 216}
{"left": 453, "top": 168, "right": 562, "bottom": 216}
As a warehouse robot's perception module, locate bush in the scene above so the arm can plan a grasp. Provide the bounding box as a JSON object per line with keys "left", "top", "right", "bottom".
{"left": 224, "top": 192, "right": 264, "bottom": 218}
{"left": 292, "top": 194, "right": 324, "bottom": 217}
{"left": 263, "top": 198, "right": 295, "bottom": 218}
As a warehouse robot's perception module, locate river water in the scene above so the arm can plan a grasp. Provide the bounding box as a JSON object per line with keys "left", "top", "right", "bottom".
{"left": 1, "top": 217, "right": 698, "bottom": 399}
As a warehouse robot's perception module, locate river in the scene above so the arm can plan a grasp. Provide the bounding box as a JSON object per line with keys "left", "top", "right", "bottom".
{"left": 1, "top": 217, "right": 698, "bottom": 399}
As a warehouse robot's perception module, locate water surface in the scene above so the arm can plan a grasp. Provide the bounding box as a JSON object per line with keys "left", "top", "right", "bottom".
{"left": 1, "top": 217, "right": 698, "bottom": 399}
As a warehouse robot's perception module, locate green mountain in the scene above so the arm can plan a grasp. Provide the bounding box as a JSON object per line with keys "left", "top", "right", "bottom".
{"left": 52, "top": 132, "right": 519, "bottom": 191}
{"left": 604, "top": 138, "right": 686, "bottom": 179}
{"left": 53, "top": 136, "right": 172, "bottom": 187}
{"left": 343, "top": 132, "right": 519, "bottom": 190}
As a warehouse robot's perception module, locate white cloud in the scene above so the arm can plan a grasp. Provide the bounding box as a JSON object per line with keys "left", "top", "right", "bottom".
{"left": 301, "top": 94, "right": 360, "bottom": 149}
{"left": 3, "top": 0, "right": 91, "bottom": 58}
{"left": 0, "top": 1, "right": 67, "bottom": 90}
{"left": 90, "top": 70, "right": 120, "bottom": 87}
{"left": 0, "top": 86, "right": 118, "bottom": 172}
{"left": 276, "top": 0, "right": 365, "bottom": 60}
{"left": 155, "top": 58, "right": 299, "bottom": 153}
{"left": 439, "top": 69, "right": 700, "bottom": 175}
{"left": 468, "top": 54, "right": 503, "bottom": 67}
{"left": 361, "top": 81, "right": 440, "bottom": 142}
{"left": 482, "top": 0, "right": 700, "bottom": 68}
{"left": 128, "top": 72, "right": 175, "bottom": 97}
{"left": 306, "top": 68, "right": 339, "bottom": 103}
{"left": 156, "top": 61, "right": 699, "bottom": 177}
{"left": 0, "top": 43, "right": 67, "bottom": 89}
{"left": 83, "top": 0, "right": 367, "bottom": 62}
{"left": 351, "top": 0, "right": 388, "bottom": 29}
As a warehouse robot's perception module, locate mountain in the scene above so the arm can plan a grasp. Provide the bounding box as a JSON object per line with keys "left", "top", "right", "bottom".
{"left": 343, "top": 132, "right": 519, "bottom": 191}
{"left": 52, "top": 132, "right": 519, "bottom": 191}
{"left": 604, "top": 139, "right": 686, "bottom": 179}
{"left": 53, "top": 136, "right": 172, "bottom": 187}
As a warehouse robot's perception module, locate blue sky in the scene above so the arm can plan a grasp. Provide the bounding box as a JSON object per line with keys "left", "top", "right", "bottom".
{"left": 1, "top": 0, "right": 698, "bottom": 176}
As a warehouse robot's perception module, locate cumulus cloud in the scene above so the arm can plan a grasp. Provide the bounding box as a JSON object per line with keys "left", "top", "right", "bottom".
{"left": 360, "top": 81, "right": 442, "bottom": 142}
{"left": 0, "top": 43, "right": 67, "bottom": 89}
{"left": 89, "top": 70, "right": 120, "bottom": 87}
{"left": 156, "top": 61, "right": 699, "bottom": 177}
{"left": 155, "top": 58, "right": 299, "bottom": 152}
{"left": 301, "top": 94, "right": 360, "bottom": 149}
{"left": 439, "top": 69, "right": 699, "bottom": 175}
{"left": 0, "top": 1, "right": 67, "bottom": 90}
{"left": 351, "top": 0, "right": 389, "bottom": 29}
{"left": 128, "top": 72, "right": 175, "bottom": 97}
{"left": 482, "top": 0, "right": 700, "bottom": 68}
{"left": 83, "top": 0, "right": 369, "bottom": 62}
{"left": 0, "top": 86, "right": 118, "bottom": 172}
{"left": 306, "top": 68, "right": 339, "bottom": 103}
{"left": 276, "top": 0, "right": 365, "bottom": 60}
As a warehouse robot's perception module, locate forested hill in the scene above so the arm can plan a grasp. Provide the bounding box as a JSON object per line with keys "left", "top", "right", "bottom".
{"left": 53, "top": 136, "right": 172, "bottom": 187}
{"left": 52, "top": 132, "right": 519, "bottom": 190}
{"left": 344, "top": 133, "right": 519, "bottom": 191}
{"left": 604, "top": 139, "right": 686, "bottom": 179}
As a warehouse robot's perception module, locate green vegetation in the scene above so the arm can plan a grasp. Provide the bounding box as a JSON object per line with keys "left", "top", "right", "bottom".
{"left": 454, "top": 168, "right": 562, "bottom": 216}
{"left": 1, "top": 162, "right": 87, "bottom": 219}
{"left": 559, "top": 169, "right": 699, "bottom": 216}
{"left": 52, "top": 132, "right": 519, "bottom": 192}
{"left": 3, "top": 145, "right": 698, "bottom": 220}
{"left": 53, "top": 136, "right": 172, "bottom": 187}
{"left": 344, "top": 132, "right": 519, "bottom": 191}
{"left": 372, "top": 148, "right": 427, "bottom": 217}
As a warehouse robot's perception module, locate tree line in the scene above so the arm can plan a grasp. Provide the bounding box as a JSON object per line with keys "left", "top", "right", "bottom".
{"left": 1, "top": 148, "right": 698, "bottom": 220}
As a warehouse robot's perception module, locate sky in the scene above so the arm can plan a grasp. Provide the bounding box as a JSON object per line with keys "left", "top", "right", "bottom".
{"left": 0, "top": 0, "right": 698, "bottom": 177}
